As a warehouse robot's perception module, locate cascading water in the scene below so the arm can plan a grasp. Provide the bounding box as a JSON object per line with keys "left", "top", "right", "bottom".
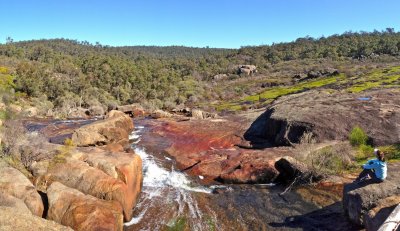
{"left": 123, "top": 120, "right": 357, "bottom": 231}
{"left": 125, "top": 125, "right": 219, "bottom": 231}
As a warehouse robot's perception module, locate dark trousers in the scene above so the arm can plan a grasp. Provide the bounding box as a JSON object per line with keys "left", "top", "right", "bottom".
{"left": 355, "top": 169, "right": 384, "bottom": 184}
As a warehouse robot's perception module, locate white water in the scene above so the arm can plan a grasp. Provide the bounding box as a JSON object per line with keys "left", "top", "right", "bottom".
{"left": 125, "top": 124, "right": 217, "bottom": 230}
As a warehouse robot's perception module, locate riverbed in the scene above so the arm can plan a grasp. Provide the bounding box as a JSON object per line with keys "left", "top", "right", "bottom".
{"left": 124, "top": 119, "right": 358, "bottom": 231}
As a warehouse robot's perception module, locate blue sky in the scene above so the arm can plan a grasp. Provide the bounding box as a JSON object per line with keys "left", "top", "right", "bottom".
{"left": 0, "top": 0, "right": 399, "bottom": 48}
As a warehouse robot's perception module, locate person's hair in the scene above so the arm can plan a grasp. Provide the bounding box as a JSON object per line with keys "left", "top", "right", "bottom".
{"left": 376, "top": 150, "right": 385, "bottom": 162}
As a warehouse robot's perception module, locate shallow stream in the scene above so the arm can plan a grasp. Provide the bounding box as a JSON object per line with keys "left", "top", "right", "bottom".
{"left": 124, "top": 119, "right": 356, "bottom": 231}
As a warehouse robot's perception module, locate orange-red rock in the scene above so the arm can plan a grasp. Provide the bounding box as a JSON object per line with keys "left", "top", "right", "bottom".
{"left": 71, "top": 110, "right": 133, "bottom": 147}
{"left": 35, "top": 156, "right": 141, "bottom": 221}
{"left": 0, "top": 161, "right": 44, "bottom": 217}
{"left": 0, "top": 206, "right": 73, "bottom": 231}
{"left": 47, "top": 182, "right": 123, "bottom": 231}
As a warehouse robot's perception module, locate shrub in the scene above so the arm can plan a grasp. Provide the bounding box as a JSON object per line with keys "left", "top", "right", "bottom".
{"left": 355, "top": 144, "right": 374, "bottom": 161}
{"left": 349, "top": 126, "right": 368, "bottom": 146}
{"left": 307, "top": 144, "right": 354, "bottom": 175}
{"left": 64, "top": 138, "right": 75, "bottom": 147}
{"left": 379, "top": 145, "right": 400, "bottom": 160}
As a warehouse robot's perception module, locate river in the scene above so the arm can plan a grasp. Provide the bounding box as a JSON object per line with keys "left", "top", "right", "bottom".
{"left": 124, "top": 119, "right": 357, "bottom": 231}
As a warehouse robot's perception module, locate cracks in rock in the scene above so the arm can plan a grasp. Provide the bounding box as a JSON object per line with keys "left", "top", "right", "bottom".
{"left": 181, "top": 161, "right": 201, "bottom": 172}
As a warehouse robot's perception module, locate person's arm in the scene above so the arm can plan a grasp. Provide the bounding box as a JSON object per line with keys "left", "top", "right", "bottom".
{"left": 363, "top": 160, "right": 379, "bottom": 169}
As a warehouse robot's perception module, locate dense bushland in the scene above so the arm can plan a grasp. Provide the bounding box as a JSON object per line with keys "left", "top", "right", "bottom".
{"left": 0, "top": 29, "right": 400, "bottom": 115}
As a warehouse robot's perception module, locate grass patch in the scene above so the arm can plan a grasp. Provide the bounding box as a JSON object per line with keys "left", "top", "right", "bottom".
{"left": 166, "top": 216, "right": 187, "bottom": 231}
{"left": 216, "top": 75, "right": 341, "bottom": 111}
{"left": 346, "top": 66, "right": 400, "bottom": 93}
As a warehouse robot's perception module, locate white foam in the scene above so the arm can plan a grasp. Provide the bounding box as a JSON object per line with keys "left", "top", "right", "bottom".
{"left": 134, "top": 147, "right": 211, "bottom": 194}
{"left": 124, "top": 207, "right": 148, "bottom": 226}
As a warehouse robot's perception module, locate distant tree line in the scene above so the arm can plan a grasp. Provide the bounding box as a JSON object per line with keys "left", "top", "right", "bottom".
{"left": 0, "top": 29, "right": 399, "bottom": 111}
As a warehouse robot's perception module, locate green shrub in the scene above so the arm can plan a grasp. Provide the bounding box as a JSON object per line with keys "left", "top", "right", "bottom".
{"left": 379, "top": 145, "right": 400, "bottom": 160}
{"left": 349, "top": 126, "right": 368, "bottom": 146}
{"left": 356, "top": 144, "right": 374, "bottom": 161}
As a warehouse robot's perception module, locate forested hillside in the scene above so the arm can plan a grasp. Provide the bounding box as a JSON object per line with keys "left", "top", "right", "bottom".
{"left": 0, "top": 29, "right": 400, "bottom": 116}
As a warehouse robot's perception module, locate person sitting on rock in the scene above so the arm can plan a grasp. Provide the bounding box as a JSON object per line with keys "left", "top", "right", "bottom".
{"left": 354, "top": 149, "right": 387, "bottom": 183}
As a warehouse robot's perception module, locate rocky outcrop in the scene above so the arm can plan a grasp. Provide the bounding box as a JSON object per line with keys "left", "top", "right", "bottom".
{"left": 274, "top": 156, "right": 323, "bottom": 184}
{"left": 245, "top": 89, "right": 400, "bottom": 146}
{"left": 88, "top": 105, "right": 105, "bottom": 116}
{"left": 343, "top": 163, "right": 400, "bottom": 227}
{"left": 151, "top": 109, "right": 172, "bottom": 119}
{"left": 191, "top": 109, "right": 218, "bottom": 120}
{"left": 71, "top": 110, "right": 134, "bottom": 146}
{"left": 35, "top": 150, "right": 142, "bottom": 221}
{"left": 67, "top": 107, "right": 89, "bottom": 118}
{"left": 140, "top": 118, "right": 294, "bottom": 183}
{"left": 0, "top": 191, "right": 32, "bottom": 215}
{"left": 0, "top": 161, "right": 44, "bottom": 217}
{"left": 117, "top": 104, "right": 145, "bottom": 117}
{"left": 238, "top": 65, "right": 257, "bottom": 76}
{"left": 0, "top": 206, "right": 73, "bottom": 231}
{"left": 47, "top": 182, "right": 123, "bottom": 231}
{"left": 293, "top": 68, "right": 339, "bottom": 82}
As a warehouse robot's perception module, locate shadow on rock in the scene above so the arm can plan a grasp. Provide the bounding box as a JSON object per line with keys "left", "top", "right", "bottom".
{"left": 243, "top": 108, "right": 313, "bottom": 149}
{"left": 268, "top": 202, "right": 362, "bottom": 231}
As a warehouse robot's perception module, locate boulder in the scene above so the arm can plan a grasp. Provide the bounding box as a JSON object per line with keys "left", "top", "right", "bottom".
{"left": 71, "top": 110, "right": 133, "bottom": 147}
{"left": 238, "top": 65, "right": 257, "bottom": 76}
{"left": 212, "top": 74, "right": 228, "bottom": 81}
{"left": 343, "top": 163, "right": 400, "bottom": 226}
{"left": 151, "top": 109, "right": 172, "bottom": 119}
{"left": 67, "top": 107, "right": 89, "bottom": 118}
{"left": 191, "top": 109, "right": 205, "bottom": 119}
{"left": 364, "top": 195, "right": 400, "bottom": 231}
{"left": 23, "top": 107, "right": 38, "bottom": 117}
{"left": 47, "top": 182, "right": 123, "bottom": 231}
{"left": 35, "top": 156, "right": 141, "bottom": 221}
{"left": 0, "top": 192, "right": 32, "bottom": 215}
{"left": 0, "top": 206, "right": 73, "bottom": 231}
{"left": 274, "top": 156, "right": 323, "bottom": 184}
{"left": 88, "top": 105, "right": 105, "bottom": 116}
{"left": 244, "top": 89, "right": 400, "bottom": 146}
{"left": 0, "top": 161, "right": 44, "bottom": 217}
{"left": 117, "top": 104, "right": 145, "bottom": 117}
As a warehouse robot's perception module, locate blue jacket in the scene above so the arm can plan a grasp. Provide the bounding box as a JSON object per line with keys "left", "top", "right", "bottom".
{"left": 363, "top": 158, "right": 387, "bottom": 180}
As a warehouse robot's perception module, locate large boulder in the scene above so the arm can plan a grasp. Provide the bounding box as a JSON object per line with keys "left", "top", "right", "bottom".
{"left": 47, "top": 182, "right": 123, "bottom": 231}
{"left": 117, "top": 104, "right": 145, "bottom": 117}
{"left": 35, "top": 153, "right": 141, "bottom": 221}
{"left": 0, "top": 206, "right": 73, "bottom": 231}
{"left": 0, "top": 192, "right": 32, "bottom": 215}
{"left": 71, "top": 110, "right": 134, "bottom": 146}
{"left": 0, "top": 161, "right": 44, "bottom": 217}
{"left": 151, "top": 109, "right": 172, "bottom": 119}
{"left": 238, "top": 65, "right": 257, "bottom": 76}
{"left": 244, "top": 89, "right": 400, "bottom": 146}
{"left": 274, "top": 156, "right": 323, "bottom": 184}
{"left": 343, "top": 163, "right": 400, "bottom": 226}
{"left": 88, "top": 105, "right": 105, "bottom": 116}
